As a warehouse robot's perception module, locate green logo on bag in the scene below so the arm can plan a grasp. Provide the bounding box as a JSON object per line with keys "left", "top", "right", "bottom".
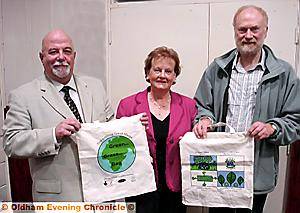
{"left": 97, "top": 134, "right": 136, "bottom": 173}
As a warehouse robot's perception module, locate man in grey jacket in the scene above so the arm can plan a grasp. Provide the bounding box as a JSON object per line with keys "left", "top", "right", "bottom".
{"left": 193, "top": 5, "right": 300, "bottom": 213}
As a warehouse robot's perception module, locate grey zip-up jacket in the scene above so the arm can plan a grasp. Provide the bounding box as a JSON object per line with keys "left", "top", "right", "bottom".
{"left": 194, "top": 45, "right": 300, "bottom": 194}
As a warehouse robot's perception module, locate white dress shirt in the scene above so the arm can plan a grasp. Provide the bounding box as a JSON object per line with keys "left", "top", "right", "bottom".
{"left": 51, "top": 76, "right": 84, "bottom": 145}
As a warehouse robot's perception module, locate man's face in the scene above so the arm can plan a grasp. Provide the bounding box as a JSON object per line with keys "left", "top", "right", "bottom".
{"left": 40, "top": 31, "right": 76, "bottom": 84}
{"left": 234, "top": 8, "right": 268, "bottom": 57}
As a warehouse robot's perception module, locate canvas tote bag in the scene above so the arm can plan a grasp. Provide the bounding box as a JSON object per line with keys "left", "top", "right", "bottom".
{"left": 71, "top": 114, "right": 156, "bottom": 202}
{"left": 180, "top": 127, "right": 254, "bottom": 209}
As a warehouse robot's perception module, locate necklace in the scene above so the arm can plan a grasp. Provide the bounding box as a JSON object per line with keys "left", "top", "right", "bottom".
{"left": 148, "top": 92, "right": 171, "bottom": 117}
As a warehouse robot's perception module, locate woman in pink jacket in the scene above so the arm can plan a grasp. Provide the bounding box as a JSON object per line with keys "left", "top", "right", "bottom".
{"left": 116, "top": 46, "right": 197, "bottom": 213}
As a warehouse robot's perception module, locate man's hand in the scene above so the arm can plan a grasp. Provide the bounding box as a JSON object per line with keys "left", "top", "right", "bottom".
{"left": 247, "top": 121, "right": 275, "bottom": 141}
{"left": 193, "top": 117, "right": 213, "bottom": 139}
{"left": 140, "top": 113, "right": 149, "bottom": 129}
{"left": 55, "top": 118, "right": 81, "bottom": 140}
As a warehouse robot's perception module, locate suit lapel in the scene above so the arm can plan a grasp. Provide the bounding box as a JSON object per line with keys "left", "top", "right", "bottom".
{"left": 40, "top": 76, "right": 74, "bottom": 119}
{"left": 168, "top": 92, "right": 184, "bottom": 137}
{"left": 135, "top": 89, "right": 155, "bottom": 140}
{"left": 74, "top": 75, "right": 93, "bottom": 122}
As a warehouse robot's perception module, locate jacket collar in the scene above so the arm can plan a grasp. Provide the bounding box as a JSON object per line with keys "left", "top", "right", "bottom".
{"left": 215, "top": 45, "right": 285, "bottom": 83}
{"left": 261, "top": 45, "right": 286, "bottom": 82}
{"left": 215, "top": 48, "right": 236, "bottom": 76}
{"left": 40, "top": 74, "right": 92, "bottom": 122}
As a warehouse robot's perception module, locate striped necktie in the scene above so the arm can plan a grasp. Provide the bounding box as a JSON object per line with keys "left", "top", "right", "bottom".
{"left": 61, "top": 86, "right": 83, "bottom": 123}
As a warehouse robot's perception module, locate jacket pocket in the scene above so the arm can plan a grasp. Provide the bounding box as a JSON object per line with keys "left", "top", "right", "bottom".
{"left": 35, "top": 179, "right": 61, "bottom": 194}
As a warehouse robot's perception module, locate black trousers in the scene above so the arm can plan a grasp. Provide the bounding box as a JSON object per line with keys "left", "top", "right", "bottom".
{"left": 126, "top": 188, "right": 186, "bottom": 213}
{"left": 209, "top": 194, "right": 268, "bottom": 213}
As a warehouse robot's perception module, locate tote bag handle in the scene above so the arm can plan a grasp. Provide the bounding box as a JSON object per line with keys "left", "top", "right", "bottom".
{"left": 209, "top": 122, "right": 236, "bottom": 133}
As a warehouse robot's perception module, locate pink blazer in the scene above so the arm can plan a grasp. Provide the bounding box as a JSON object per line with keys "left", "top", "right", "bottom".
{"left": 116, "top": 88, "right": 197, "bottom": 192}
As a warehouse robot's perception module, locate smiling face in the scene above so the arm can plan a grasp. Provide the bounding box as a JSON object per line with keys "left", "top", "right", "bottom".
{"left": 147, "top": 56, "right": 176, "bottom": 92}
{"left": 234, "top": 7, "right": 268, "bottom": 57}
{"left": 39, "top": 30, "right": 76, "bottom": 84}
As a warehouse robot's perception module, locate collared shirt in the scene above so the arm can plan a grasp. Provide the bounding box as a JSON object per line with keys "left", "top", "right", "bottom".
{"left": 52, "top": 76, "right": 84, "bottom": 121}
{"left": 226, "top": 49, "right": 265, "bottom": 132}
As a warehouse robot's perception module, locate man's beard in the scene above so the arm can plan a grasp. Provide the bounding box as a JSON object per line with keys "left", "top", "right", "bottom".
{"left": 51, "top": 62, "right": 71, "bottom": 78}
{"left": 237, "top": 41, "right": 263, "bottom": 56}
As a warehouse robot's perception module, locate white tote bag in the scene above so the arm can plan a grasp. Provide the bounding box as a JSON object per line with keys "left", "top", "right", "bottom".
{"left": 72, "top": 114, "right": 156, "bottom": 202}
{"left": 180, "top": 131, "right": 254, "bottom": 209}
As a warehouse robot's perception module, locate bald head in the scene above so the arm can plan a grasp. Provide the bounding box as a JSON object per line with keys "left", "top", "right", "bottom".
{"left": 39, "top": 29, "right": 76, "bottom": 84}
{"left": 41, "top": 29, "right": 74, "bottom": 52}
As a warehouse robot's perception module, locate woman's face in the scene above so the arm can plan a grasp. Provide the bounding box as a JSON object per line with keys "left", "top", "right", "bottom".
{"left": 147, "top": 57, "right": 176, "bottom": 91}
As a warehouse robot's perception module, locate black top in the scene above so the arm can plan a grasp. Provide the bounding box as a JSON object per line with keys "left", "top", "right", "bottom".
{"left": 151, "top": 113, "right": 170, "bottom": 191}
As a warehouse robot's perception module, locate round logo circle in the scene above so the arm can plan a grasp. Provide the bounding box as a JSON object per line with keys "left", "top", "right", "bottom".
{"left": 97, "top": 135, "right": 136, "bottom": 173}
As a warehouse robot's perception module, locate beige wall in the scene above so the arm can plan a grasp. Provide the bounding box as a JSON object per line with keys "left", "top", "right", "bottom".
{"left": 0, "top": 0, "right": 298, "bottom": 211}
{"left": 1, "top": 0, "right": 108, "bottom": 102}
